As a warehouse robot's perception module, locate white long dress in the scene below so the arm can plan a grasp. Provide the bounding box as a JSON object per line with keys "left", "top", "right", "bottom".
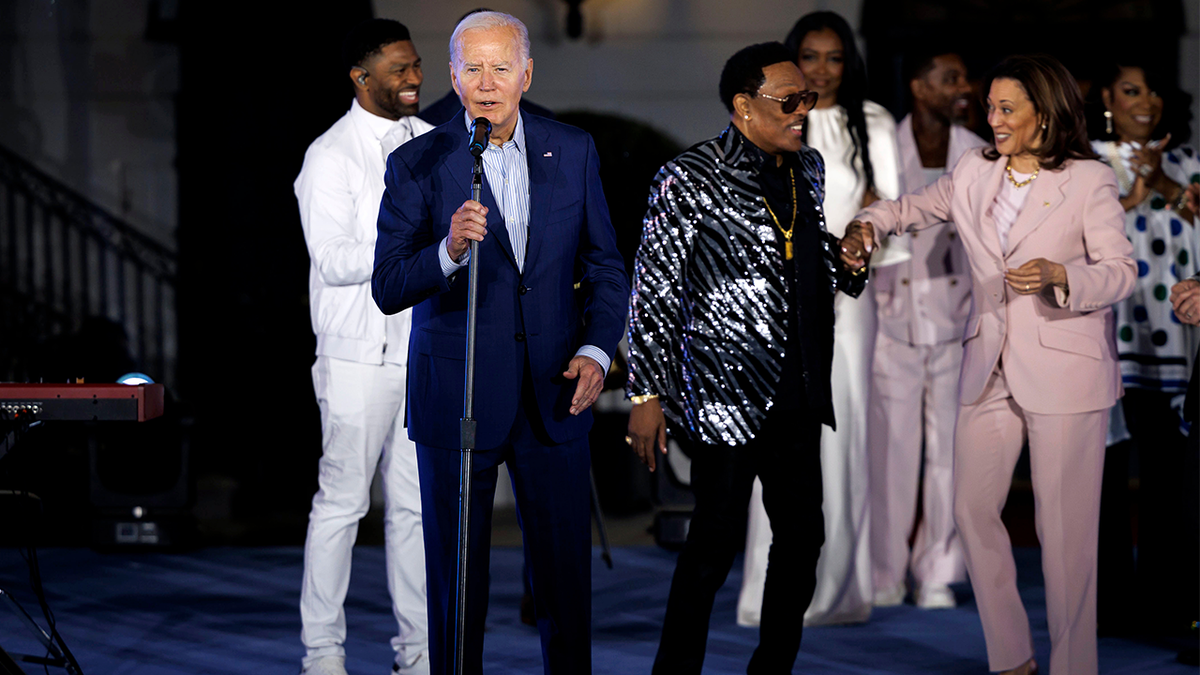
{"left": 737, "top": 100, "right": 901, "bottom": 627}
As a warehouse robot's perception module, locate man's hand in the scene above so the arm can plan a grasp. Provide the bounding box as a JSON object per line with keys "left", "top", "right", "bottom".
{"left": 840, "top": 220, "right": 875, "bottom": 272}
{"left": 627, "top": 398, "right": 668, "bottom": 472}
{"left": 1170, "top": 278, "right": 1200, "bottom": 325}
{"left": 1005, "top": 258, "right": 1068, "bottom": 294}
{"left": 563, "top": 355, "right": 604, "bottom": 416}
{"left": 447, "top": 200, "right": 489, "bottom": 261}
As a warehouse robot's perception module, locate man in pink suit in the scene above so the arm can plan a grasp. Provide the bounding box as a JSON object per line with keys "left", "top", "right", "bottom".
{"left": 869, "top": 51, "right": 987, "bottom": 610}
{"left": 843, "top": 55, "right": 1135, "bottom": 675}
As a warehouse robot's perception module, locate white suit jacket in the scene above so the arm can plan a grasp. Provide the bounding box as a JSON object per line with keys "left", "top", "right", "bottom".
{"left": 295, "top": 100, "right": 434, "bottom": 365}
{"left": 874, "top": 117, "right": 988, "bottom": 345}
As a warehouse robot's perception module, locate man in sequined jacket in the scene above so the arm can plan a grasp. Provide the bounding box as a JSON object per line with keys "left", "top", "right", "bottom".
{"left": 625, "top": 43, "right": 867, "bottom": 674}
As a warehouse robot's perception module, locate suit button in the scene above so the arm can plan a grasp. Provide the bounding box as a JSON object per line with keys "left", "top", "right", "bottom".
{"left": 901, "top": 278, "right": 909, "bottom": 285}
{"left": 948, "top": 231, "right": 957, "bottom": 240}
{"left": 515, "top": 332, "right": 525, "bottom": 342}
{"left": 950, "top": 278, "right": 958, "bottom": 287}
{"left": 519, "top": 285, "right": 529, "bottom": 295}
{"left": 911, "top": 232, "right": 918, "bottom": 239}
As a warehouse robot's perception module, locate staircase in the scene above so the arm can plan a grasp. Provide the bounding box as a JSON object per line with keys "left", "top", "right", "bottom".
{"left": 0, "top": 144, "right": 177, "bottom": 387}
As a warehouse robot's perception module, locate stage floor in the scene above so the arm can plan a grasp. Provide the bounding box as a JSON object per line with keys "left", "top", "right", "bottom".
{"left": 0, "top": 545, "right": 1193, "bottom": 674}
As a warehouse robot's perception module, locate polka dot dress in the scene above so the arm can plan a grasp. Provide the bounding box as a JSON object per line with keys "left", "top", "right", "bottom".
{"left": 1101, "top": 145, "right": 1200, "bottom": 393}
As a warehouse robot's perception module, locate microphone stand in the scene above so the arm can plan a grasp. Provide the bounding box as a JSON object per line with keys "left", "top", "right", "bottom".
{"left": 454, "top": 148, "right": 485, "bottom": 675}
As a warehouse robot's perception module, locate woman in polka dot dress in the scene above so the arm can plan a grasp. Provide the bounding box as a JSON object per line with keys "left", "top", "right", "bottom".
{"left": 1088, "top": 57, "right": 1198, "bottom": 635}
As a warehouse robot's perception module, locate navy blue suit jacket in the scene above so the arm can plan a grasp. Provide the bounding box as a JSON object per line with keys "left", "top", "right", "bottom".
{"left": 372, "top": 113, "right": 629, "bottom": 451}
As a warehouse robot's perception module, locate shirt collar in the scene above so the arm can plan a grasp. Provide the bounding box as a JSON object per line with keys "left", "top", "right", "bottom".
{"left": 462, "top": 110, "right": 526, "bottom": 155}
{"left": 725, "top": 124, "right": 795, "bottom": 173}
{"left": 351, "top": 98, "right": 402, "bottom": 141}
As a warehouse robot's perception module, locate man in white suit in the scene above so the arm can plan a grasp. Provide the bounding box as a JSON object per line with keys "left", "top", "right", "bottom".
{"left": 294, "top": 19, "right": 435, "bottom": 675}
{"left": 868, "top": 51, "right": 986, "bottom": 610}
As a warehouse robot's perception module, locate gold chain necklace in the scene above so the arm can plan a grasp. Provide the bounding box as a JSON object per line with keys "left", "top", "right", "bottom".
{"left": 1005, "top": 163, "right": 1040, "bottom": 188}
{"left": 763, "top": 168, "right": 797, "bottom": 260}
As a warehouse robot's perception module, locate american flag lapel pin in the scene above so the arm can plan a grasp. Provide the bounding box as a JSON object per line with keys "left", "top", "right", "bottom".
{"left": 543, "top": 151, "right": 553, "bottom": 157}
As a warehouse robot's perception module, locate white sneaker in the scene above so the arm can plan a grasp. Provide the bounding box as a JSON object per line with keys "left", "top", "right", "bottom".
{"left": 873, "top": 583, "right": 906, "bottom": 607}
{"left": 736, "top": 607, "right": 761, "bottom": 627}
{"left": 302, "top": 656, "right": 348, "bottom": 675}
{"left": 392, "top": 652, "right": 429, "bottom": 675}
{"left": 915, "top": 584, "right": 956, "bottom": 609}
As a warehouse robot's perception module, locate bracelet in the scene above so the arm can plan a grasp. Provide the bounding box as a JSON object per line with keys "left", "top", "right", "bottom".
{"left": 630, "top": 394, "right": 659, "bottom": 405}
{"left": 1173, "top": 187, "right": 1189, "bottom": 212}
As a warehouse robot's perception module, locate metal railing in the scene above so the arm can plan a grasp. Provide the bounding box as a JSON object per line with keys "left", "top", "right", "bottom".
{"left": 0, "top": 144, "right": 177, "bottom": 387}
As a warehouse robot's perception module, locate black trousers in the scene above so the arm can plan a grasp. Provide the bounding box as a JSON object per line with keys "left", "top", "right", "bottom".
{"left": 652, "top": 406, "right": 824, "bottom": 675}
{"left": 1099, "top": 388, "right": 1193, "bottom": 634}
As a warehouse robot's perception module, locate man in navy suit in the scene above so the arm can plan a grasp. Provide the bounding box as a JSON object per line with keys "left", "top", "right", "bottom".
{"left": 371, "top": 10, "right": 627, "bottom": 675}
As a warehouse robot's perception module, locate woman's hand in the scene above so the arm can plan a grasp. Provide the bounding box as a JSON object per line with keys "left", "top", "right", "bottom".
{"left": 1130, "top": 133, "right": 1171, "bottom": 194}
{"left": 1120, "top": 175, "right": 1152, "bottom": 211}
{"left": 1180, "top": 182, "right": 1200, "bottom": 225}
{"left": 839, "top": 220, "right": 875, "bottom": 272}
{"left": 1184, "top": 182, "right": 1200, "bottom": 214}
{"left": 1004, "top": 258, "right": 1068, "bottom": 295}
{"left": 627, "top": 398, "right": 668, "bottom": 472}
{"left": 1170, "top": 278, "right": 1200, "bottom": 325}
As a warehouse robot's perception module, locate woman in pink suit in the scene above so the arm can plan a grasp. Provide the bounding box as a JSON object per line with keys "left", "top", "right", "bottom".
{"left": 841, "top": 54, "right": 1136, "bottom": 675}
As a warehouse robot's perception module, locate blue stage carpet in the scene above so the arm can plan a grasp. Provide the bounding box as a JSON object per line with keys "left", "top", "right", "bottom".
{"left": 0, "top": 546, "right": 1192, "bottom": 674}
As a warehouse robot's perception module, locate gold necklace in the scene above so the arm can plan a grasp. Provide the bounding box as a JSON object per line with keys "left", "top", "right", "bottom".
{"left": 764, "top": 168, "right": 797, "bottom": 260}
{"left": 1005, "top": 163, "right": 1040, "bottom": 188}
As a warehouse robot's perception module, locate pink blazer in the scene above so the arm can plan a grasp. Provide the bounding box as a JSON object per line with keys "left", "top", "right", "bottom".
{"left": 856, "top": 150, "right": 1135, "bottom": 415}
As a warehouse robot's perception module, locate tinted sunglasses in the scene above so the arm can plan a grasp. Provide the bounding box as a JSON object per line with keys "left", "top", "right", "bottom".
{"left": 757, "top": 90, "right": 819, "bottom": 114}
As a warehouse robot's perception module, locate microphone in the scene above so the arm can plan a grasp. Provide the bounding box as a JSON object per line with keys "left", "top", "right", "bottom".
{"left": 468, "top": 117, "right": 492, "bottom": 158}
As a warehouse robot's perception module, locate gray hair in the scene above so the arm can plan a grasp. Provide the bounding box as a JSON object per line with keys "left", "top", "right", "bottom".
{"left": 449, "top": 11, "right": 531, "bottom": 68}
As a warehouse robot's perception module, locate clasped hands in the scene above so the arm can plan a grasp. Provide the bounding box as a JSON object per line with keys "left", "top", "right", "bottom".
{"left": 1171, "top": 277, "right": 1200, "bottom": 326}
{"left": 839, "top": 220, "right": 875, "bottom": 272}
{"left": 840, "top": 220, "right": 1067, "bottom": 295}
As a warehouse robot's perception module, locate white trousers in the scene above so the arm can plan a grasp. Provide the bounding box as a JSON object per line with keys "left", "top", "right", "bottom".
{"left": 739, "top": 291, "right": 876, "bottom": 627}
{"left": 868, "top": 332, "right": 966, "bottom": 593}
{"left": 300, "top": 356, "right": 426, "bottom": 669}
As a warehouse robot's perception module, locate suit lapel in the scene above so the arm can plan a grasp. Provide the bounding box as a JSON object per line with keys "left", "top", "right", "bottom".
{"left": 445, "top": 124, "right": 518, "bottom": 271}
{"left": 1004, "top": 164, "right": 1069, "bottom": 257}
{"left": 523, "top": 115, "right": 558, "bottom": 272}
{"left": 970, "top": 158, "right": 1007, "bottom": 261}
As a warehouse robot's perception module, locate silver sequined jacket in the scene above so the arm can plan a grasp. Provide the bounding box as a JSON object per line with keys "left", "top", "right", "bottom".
{"left": 626, "top": 126, "right": 866, "bottom": 446}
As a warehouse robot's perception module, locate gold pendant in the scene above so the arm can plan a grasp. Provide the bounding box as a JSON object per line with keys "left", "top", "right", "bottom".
{"left": 785, "top": 241, "right": 793, "bottom": 260}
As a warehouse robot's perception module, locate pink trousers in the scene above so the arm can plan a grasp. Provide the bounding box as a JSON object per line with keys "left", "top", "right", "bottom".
{"left": 954, "top": 365, "right": 1106, "bottom": 674}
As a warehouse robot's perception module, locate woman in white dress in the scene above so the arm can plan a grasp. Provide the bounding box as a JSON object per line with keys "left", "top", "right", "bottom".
{"left": 738, "top": 10, "right": 901, "bottom": 627}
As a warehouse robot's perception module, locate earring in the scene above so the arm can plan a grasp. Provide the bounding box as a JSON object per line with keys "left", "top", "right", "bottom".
{"left": 744, "top": 115, "right": 750, "bottom": 120}
{"left": 1104, "top": 109, "right": 1113, "bottom": 135}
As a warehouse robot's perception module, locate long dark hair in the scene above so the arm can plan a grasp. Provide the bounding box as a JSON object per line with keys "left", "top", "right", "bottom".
{"left": 784, "top": 11, "right": 875, "bottom": 194}
{"left": 981, "top": 54, "right": 1097, "bottom": 170}
{"left": 1085, "top": 56, "right": 1193, "bottom": 151}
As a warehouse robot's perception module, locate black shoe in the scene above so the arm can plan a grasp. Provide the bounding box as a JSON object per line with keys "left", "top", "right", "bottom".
{"left": 520, "top": 591, "right": 536, "bottom": 627}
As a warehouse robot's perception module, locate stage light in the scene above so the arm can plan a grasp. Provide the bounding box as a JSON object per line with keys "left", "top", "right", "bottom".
{"left": 116, "top": 372, "right": 154, "bottom": 385}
